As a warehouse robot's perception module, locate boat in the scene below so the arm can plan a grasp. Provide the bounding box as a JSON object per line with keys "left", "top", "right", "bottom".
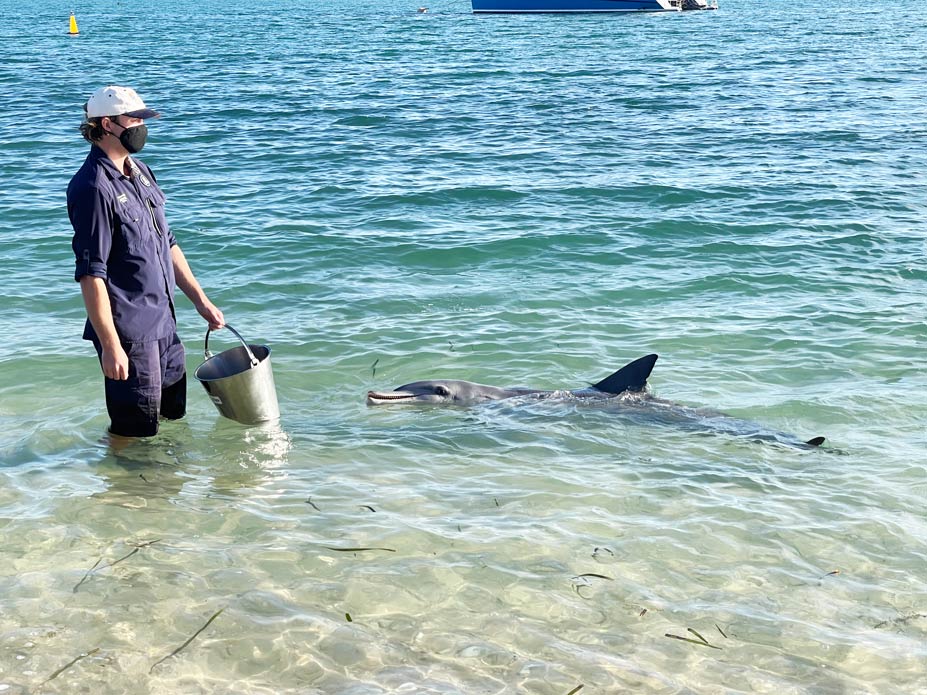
{"left": 472, "top": 0, "right": 716, "bottom": 13}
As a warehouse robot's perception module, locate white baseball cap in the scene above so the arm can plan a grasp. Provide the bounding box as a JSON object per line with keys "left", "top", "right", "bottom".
{"left": 85, "top": 85, "right": 160, "bottom": 119}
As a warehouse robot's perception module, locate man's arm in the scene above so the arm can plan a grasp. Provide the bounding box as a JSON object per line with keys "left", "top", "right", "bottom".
{"left": 171, "top": 245, "right": 225, "bottom": 330}
{"left": 79, "top": 276, "right": 129, "bottom": 380}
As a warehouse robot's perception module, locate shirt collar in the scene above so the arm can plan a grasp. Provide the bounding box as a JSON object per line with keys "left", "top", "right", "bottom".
{"left": 89, "top": 145, "right": 119, "bottom": 180}
{"left": 89, "top": 145, "right": 139, "bottom": 181}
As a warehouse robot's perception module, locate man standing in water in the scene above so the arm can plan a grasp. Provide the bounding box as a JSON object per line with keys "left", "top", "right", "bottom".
{"left": 68, "top": 85, "right": 224, "bottom": 438}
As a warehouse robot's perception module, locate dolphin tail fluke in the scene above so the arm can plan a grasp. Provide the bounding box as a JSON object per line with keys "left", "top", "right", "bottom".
{"left": 591, "top": 354, "right": 658, "bottom": 395}
{"left": 805, "top": 436, "right": 826, "bottom": 447}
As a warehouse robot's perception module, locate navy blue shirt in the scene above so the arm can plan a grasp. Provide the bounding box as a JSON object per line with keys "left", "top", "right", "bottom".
{"left": 68, "top": 146, "right": 177, "bottom": 343}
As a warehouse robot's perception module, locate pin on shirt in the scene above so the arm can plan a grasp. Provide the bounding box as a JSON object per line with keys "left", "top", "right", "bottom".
{"left": 129, "top": 159, "right": 152, "bottom": 187}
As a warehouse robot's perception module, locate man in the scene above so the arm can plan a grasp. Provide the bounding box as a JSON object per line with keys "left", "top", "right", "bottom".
{"left": 68, "top": 85, "right": 224, "bottom": 438}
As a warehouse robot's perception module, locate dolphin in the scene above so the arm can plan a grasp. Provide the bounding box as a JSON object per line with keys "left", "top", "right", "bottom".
{"left": 366, "top": 354, "right": 826, "bottom": 448}
{"left": 367, "top": 354, "right": 658, "bottom": 405}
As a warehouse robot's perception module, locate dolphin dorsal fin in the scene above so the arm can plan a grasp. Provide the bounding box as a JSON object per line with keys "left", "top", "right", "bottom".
{"left": 591, "top": 354, "right": 658, "bottom": 395}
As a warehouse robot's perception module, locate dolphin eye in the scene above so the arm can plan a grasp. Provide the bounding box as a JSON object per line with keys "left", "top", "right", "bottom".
{"left": 434, "top": 385, "right": 450, "bottom": 397}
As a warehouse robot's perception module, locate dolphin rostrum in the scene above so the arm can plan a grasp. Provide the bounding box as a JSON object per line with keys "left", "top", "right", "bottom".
{"left": 366, "top": 354, "right": 825, "bottom": 448}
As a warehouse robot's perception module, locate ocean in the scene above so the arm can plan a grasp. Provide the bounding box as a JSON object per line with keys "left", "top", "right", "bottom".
{"left": 0, "top": 0, "right": 925, "bottom": 691}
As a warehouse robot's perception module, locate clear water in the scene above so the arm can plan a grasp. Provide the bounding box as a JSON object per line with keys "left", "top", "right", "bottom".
{"left": 1, "top": 0, "right": 925, "bottom": 692}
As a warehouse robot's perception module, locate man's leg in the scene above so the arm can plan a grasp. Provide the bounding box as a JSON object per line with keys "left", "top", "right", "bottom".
{"left": 95, "top": 340, "right": 162, "bottom": 438}
{"left": 160, "top": 332, "right": 187, "bottom": 421}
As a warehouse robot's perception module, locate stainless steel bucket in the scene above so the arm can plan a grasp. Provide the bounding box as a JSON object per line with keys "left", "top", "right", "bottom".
{"left": 194, "top": 325, "right": 279, "bottom": 424}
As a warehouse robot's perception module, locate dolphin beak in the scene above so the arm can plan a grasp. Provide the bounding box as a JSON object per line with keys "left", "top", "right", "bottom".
{"left": 366, "top": 390, "right": 417, "bottom": 405}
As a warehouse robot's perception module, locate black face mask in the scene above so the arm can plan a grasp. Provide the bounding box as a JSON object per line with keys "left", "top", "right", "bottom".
{"left": 108, "top": 121, "right": 148, "bottom": 154}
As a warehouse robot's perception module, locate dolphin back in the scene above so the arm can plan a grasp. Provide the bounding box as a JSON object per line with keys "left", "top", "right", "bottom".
{"left": 591, "top": 354, "right": 658, "bottom": 395}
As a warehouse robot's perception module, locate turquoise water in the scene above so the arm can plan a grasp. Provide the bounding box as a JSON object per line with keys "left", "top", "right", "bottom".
{"left": 1, "top": 0, "right": 926, "bottom": 691}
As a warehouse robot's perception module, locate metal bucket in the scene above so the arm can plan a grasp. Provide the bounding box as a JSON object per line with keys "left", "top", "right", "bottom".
{"left": 194, "top": 325, "right": 279, "bottom": 425}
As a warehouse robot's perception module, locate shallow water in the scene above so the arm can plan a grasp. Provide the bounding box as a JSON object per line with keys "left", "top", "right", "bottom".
{"left": 1, "top": 0, "right": 926, "bottom": 692}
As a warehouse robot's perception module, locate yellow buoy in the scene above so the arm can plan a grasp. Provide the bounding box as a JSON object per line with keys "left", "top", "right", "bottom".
{"left": 68, "top": 12, "right": 79, "bottom": 35}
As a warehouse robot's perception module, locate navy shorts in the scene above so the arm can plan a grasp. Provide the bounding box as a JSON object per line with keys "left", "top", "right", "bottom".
{"left": 92, "top": 332, "right": 187, "bottom": 437}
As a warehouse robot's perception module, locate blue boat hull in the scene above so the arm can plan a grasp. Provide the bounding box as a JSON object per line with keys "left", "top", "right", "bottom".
{"left": 472, "top": 0, "right": 673, "bottom": 12}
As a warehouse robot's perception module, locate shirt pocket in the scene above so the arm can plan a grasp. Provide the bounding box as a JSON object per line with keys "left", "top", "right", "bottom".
{"left": 115, "top": 200, "right": 150, "bottom": 253}
{"left": 143, "top": 193, "right": 169, "bottom": 239}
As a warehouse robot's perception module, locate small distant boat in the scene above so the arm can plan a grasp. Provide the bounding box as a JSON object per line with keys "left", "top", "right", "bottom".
{"left": 472, "top": 0, "right": 716, "bottom": 13}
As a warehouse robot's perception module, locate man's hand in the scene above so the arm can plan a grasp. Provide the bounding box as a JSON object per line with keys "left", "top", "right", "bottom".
{"left": 195, "top": 299, "right": 225, "bottom": 330}
{"left": 101, "top": 344, "right": 130, "bottom": 380}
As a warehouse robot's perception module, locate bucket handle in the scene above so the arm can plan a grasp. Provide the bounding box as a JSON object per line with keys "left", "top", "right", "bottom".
{"left": 204, "top": 324, "right": 260, "bottom": 367}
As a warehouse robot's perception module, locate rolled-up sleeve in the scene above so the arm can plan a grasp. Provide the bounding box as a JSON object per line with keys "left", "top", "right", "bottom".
{"left": 69, "top": 184, "right": 112, "bottom": 281}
